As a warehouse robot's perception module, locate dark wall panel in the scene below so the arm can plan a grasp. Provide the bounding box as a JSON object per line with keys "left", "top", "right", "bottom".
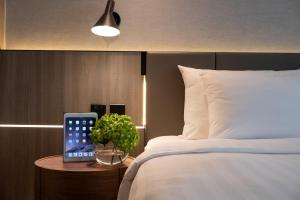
{"left": 0, "top": 50, "right": 144, "bottom": 200}
{"left": 146, "top": 52, "right": 215, "bottom": 141}
{"left": 216, "top": 53, "right": 300, "bottom": 70}
{"left": 0, "top": 128, "right": 144, "bottom": 200}
{"left": 0, "top": 51, "right": 143, "bottom": 125}
{"left": 0, "top": 51, "right": 64, "bottom": 124}
{"left": 146, "top": 52, "right": 300, "bottom": 142}
{"left": 0, "top": 128, "right": 63, "bottom": 200}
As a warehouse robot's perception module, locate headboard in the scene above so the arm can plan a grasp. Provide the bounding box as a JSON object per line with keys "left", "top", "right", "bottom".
{"left": 146, "top": 52, "right": 300, "bottom": 142}
{"left": 146, "top": 52, "right": 215, "bottom": 141}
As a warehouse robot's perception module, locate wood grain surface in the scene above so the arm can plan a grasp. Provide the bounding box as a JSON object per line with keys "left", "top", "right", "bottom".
{"left": 0, "top": 50, "right": 143, "bottom": 125}
{"left": 0, "top": 50, "right": 144, "bottom": 200}
{"left": 34, "top": 155, "right": 134, "bottom": 200}
{"left": 35, "top": 155, "right": 134, "bottom": 172}
{"left": 0, "top": 128, "right": 63, "bottom": 200}
{"left": 0, "top": 0, "right": 4, "bottom": 49}
{"left": 0, "top": 127, "right": 144, "bottom": 200}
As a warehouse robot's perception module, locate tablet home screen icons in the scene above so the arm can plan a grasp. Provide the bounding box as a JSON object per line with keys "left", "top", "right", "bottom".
{"left": 65, "top": 116, "right": 96, "bottom": 160}
{"left": 68, "top": 152, "right": 94, "bottom": 158}
{"left": 68, "top": 150, "right": 92, "bottom": 157}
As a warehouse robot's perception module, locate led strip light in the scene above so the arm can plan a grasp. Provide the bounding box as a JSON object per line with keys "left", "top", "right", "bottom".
{"left": 0, "top": 75, "right": 147, "bottom": 130}
{"left": 0, "top": 124, "right": 64, "bottom": 128}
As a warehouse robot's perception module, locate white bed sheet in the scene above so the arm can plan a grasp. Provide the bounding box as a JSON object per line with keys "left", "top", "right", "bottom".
{"left": 118, "top": 136, "right": 300, "bottom": 200}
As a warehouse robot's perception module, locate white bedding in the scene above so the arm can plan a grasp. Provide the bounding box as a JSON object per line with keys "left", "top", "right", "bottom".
{"left": 118, "top": 136, "right": 300, "bottom": 200}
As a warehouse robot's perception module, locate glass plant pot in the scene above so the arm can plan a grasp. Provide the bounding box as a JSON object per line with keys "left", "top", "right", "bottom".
{"left": 95, "top": 142, "right": 128, "bottom": 166}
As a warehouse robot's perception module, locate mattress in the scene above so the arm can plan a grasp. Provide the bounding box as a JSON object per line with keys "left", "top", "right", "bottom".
{"left": 118, "top": 136, "right": 300, "bottom": 200}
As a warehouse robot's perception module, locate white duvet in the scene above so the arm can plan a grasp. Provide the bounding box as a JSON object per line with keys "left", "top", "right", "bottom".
{"left": 118, "top": 136, "right": 300, "bottom": 200}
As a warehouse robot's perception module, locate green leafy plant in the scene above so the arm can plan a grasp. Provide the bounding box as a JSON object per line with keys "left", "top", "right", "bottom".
{"left": 90, "top": 113, "right": 139, "bottom": 153}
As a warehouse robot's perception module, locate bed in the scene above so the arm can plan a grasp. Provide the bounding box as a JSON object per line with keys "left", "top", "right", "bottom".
{"left": 118, "top": 52, "right": 300, "bottom": 200}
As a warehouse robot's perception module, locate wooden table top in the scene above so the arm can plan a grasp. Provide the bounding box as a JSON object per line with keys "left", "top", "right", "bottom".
{"left": 35, "top": 155, "right": 134, "bottom": 172}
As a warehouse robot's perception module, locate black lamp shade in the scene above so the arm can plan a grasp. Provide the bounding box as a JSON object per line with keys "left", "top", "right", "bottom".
{"left": 91, "top": 0, "right": 121, "bottom": 37}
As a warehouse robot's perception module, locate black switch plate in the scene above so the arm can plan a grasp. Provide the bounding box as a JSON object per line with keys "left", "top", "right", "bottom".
{"left": 91, "top": 104, "right": 106, "bottom": 119}
{"left": 110, "top": 104, "right": 125, "bottom": 115}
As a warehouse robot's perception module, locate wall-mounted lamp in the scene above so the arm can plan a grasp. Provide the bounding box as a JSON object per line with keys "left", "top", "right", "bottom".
{"left": 91, "top": 0, "right": 121, "bottom": 37}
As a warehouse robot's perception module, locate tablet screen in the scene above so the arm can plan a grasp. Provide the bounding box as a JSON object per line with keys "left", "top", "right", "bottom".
{"left": 64, "top": 114, "right": 97, "bottom": 161}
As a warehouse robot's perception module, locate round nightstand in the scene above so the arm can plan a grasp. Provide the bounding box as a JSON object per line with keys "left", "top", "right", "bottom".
{"left": 34, "top": 155, "right": 134, "bottom": 200}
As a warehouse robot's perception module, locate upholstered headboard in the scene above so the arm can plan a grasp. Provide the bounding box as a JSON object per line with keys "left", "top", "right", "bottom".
{"left": 146, "top": 52, "right": 300, "bottom": 142}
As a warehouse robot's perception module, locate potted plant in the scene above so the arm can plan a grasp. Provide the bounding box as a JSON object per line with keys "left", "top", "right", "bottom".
{"left": 90, "top": 113, "right": 139, "bottom": 165}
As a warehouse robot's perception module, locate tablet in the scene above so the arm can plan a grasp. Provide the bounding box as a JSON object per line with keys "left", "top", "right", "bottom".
{"left": 63, "top": 113, "right": 98, "bottom": 162}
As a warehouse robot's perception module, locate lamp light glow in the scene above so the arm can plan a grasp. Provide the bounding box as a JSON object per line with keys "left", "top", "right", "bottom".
{"left": 91, "top": 25, "right": 120, "bottom": 37}
{"left": 0, "top": 124, "right": 63, "bottom": 128}
{"left": 91, "top": 0, "right": 121, "bottom": 37}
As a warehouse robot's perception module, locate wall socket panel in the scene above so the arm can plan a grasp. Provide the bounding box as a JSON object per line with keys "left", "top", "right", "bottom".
{"left": 90, "top": 104, "right": 106, "bottom": 118}
{"left": 110, "top": 104, "right": 125, "bottom": 115}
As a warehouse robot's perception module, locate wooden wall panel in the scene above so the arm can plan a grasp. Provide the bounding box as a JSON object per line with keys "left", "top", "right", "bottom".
{"left": 0, "top": 51, "right": 64, "bottom": 124}
{"left": 0, "top": 128, "right": 144, "bottom": 200}
{"left": 0, "top": 50, "right": 144, "bottom": 200}
{"left": 130, "top": 129, "right": 145, "bottom": 157}
{"left": 0, "top": 51, "right": 143, "bottom": 125}
{"left": 0, "top": 0, "right": 4, "bottom": 49}
{"left": 0, "top": 128, "right": 63, "bottom": 200}
{"left": 63, "top": 51, "right": 143, "bottom": 125}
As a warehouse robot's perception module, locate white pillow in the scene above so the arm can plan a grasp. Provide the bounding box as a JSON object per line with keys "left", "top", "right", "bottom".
{"left": 178, "top": 65, "right": 209, "bottom": 139}
{"left": 201, "top": 69, "right": 300, "bottom": 139}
